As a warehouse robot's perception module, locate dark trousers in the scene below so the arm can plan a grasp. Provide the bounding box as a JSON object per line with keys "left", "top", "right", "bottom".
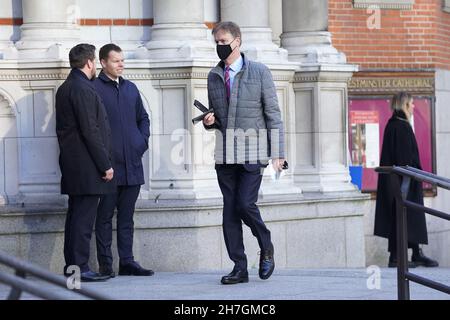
{"left": 387, "top": 215, "right": 420, "bottom": 254}
{"left": 64, "top": 195, "right": 100, "bottom": 273}
{"left": 95, "top": 185, "right": 141, "bottom": 267}
{"left": 388, "top": 235, "right": 419, "bottom": 254}
{"left": 216, "top": 164, "right": 273, "bottom": 271}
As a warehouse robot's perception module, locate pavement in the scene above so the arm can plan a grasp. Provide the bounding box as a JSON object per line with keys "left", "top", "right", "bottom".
{"left": 0, "top": 267, "right": 449, "bottom": 300}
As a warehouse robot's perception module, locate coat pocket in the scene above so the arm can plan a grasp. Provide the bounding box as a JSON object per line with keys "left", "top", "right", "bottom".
{"left": 130, "top": 130, "right": 147, "bottom": 164}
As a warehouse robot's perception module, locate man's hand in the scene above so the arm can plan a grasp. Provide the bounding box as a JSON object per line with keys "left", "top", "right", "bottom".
{"left": 203, "top": 112, "right": 215, "bottom": 126}
{"left": 103, "top": 168, "right": 114, "bottom": 182}
{"left": 272, "top": 158, "right": 286, "bottom": 172}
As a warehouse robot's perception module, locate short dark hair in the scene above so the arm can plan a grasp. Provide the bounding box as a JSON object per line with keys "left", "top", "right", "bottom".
{"left": 212, "top": 21, "right": 242, "bottom": 43}
{"left": 99, "top": 43, "right": 123, "bottom": 61}
{"left": 69, "top": 43, "right": 96, "bottom": 69}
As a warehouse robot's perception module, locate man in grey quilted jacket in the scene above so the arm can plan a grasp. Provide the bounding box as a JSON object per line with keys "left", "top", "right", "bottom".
{"left": 203, "top": 21, "right": 286, "bottom": 285}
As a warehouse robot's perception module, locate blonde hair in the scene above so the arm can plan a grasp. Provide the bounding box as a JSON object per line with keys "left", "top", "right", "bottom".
{"left": 391, "top": 92, "right": 413, "bottom": 112}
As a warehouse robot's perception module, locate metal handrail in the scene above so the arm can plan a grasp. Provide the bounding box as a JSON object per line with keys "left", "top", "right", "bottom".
{"left": 403, "top": 166, "right": 450, "bottom": 184}
{"left": 391, "top": 166, "right": 450, "bottom": 190}
{"left": 375, "top": 165, "right": 450, "bottom": 300}
{"left": 0, "top": 251, "right": 110, "bottom": 300}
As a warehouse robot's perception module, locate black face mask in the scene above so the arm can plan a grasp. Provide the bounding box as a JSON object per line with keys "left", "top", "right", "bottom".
{"left": 216, "top": 38, "right": 237, "bottom": 61}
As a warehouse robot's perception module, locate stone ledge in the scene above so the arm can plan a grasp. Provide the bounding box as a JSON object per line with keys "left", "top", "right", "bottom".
{"left": 0, "top": 195, "right": 369, "bottom": 271}
{"left": 353, "top": 0, "right": 414, "bottom": 10}
{"left": 444, "top": 0, "right": 450, "bottom": 13}
{"left": 0, "top": 192, "right": 370, "bottom": 234}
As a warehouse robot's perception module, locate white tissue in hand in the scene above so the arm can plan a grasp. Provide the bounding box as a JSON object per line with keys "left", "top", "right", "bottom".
{"left": 267, "top": 159, "right": 285, "bottom": 181}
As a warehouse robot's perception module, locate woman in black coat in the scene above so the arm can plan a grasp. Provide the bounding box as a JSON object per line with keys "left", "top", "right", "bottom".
{"left": 374, "top": 92, "right": 438, "bottom": 268}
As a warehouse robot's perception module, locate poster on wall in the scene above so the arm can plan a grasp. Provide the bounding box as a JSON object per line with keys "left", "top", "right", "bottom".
{"left": 348, "top": 97, "right": 434, "bottom": 192}
{"left": 350, "top": 110, "right": 380, "bottom": 168}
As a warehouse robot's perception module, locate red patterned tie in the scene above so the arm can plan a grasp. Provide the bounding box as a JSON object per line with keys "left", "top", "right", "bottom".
{"left": 225, "top": 66, "right": 230, "bottom": 101}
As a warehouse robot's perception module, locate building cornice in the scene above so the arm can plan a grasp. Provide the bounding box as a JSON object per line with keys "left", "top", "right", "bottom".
{"left": 0, "top": 73, "right": 67, "bottom": 81}
{"left": 353, "top": 0, "right": 415, "bottom": 10}
{"left": 0, "top": 65, "right": 295, "bottom": 81}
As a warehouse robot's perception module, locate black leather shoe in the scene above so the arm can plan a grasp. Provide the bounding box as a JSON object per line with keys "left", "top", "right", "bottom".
{"left": 388, "top": 256, "right": 417, "bottom": 268}
{"left": 221, "top": 269, "right": 249, "bottom": 285}
{"left": 99, "top": 265, "right": 116, "bottom": 278}
{"left": 259, "top": 249, "right": 275, "bottom": 280}
{"left": 412, "top": 249, "right": 439, "bottom": 267}
{"left": 119, "top": 261, "right": 154, "bottom": 276}
{"left": 80, "top": 270, "right": 110, "bottom": 282}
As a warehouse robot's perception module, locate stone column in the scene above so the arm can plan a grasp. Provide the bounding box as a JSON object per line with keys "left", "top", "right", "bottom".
{"left": 220, "top": 0, "right": 288, "bottom": 63}
{"left": 0, "top": 0, "right": 20, "bottom": 59}
{"left": 136, "top": 0, "right": 215, "bottom": 60}
{"left": 281, "top": 0, "right": 358, "bottom": 192}
{"left": 0, "top": 26, "right": 13, "bottom": 59}
{"left": 0, "top": 0, "right": 80, "bottom": 204}
{"left": 281, "top": 0, "right": 345, "bottom": 64}
{"left": 4, "top": 0, "right": 80, "bottom": 59}
{"left": 269, "top": 0, "right": 283, "bottom": 47}
{"left": 132, "top": 1, "right": 220, "bottom": 201}
{"left": 0, "top": 38, "right": 13, "bottom": 61}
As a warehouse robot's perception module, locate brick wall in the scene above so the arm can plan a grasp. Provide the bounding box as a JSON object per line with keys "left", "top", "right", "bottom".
{"left": 329, "top": 0, "right": 450, "bottom": 70}
{"left": 0, "top": 18, "right": 218, "bottom": 28}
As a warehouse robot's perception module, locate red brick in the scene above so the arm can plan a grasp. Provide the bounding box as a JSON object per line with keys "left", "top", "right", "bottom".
{"left": 99, "top": 19, "right": 112, "bottom": 25}
{"left": 126, "top": 19, "right": 140, "bottom": 26}
{"left": 141, "top": 19, "right": 154, "bottom": 26}
{"left": 0, "top": 17, "right": 22, "bottom": 25}
{"left": 83, "top": 19, "right": 98, "bottom": 26}
{"left": 113, "top": 19, "right": 126, "bottom": 25}
{"left": 329, "top": 0, "right": 450, "bottom": 70}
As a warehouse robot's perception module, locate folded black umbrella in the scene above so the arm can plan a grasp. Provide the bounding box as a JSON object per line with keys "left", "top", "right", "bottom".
{"left": 192, "top": 100, "right": 214, "bottom": 125}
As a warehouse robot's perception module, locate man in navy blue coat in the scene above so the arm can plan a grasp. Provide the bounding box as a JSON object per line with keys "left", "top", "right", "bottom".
{"left": 93, "top": 43, "right": 153, "bottom": 277}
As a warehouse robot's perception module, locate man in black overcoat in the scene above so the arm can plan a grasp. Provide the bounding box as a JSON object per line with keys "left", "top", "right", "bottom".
{"left": 56, "top": 43, "right": 116, "bottom": 281}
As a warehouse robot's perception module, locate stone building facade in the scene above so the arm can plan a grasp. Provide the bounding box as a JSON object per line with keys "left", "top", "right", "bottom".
{"left": 328, "top": 0, "right": 450, "bottom": 267}
{"left": 0, "top": 0, "right": 447, "bottom": 272}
